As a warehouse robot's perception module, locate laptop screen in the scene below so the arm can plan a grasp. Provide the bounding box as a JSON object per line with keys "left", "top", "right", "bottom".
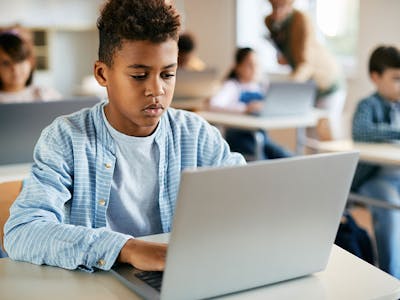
{"left": 0, "top": 97, "right": 100, "bottom": 165}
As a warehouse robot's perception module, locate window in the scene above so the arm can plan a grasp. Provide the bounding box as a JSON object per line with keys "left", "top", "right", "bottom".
{"left": 236, "top": 0, "right": 359, "bottom": 74}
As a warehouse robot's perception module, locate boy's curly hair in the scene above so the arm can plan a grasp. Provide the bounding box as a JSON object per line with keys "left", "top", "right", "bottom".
{"left": 369, "top": 45, "right": 400, "bottom": 75}
{"left": 97, "top": 0, "right": 181, "bottom": 66}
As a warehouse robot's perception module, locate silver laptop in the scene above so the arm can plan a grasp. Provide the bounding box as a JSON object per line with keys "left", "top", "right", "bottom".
{"left": 0, "top": 97, "right": 100, "bottom": 165}
{"left": 111, "top": 151, "right": 359, "bottom": 300}
{"left": 258, "top": 81, "right": 316, "bottom": 117}
{"left": 173, "top": 68, "right": 219, "bottom": 100}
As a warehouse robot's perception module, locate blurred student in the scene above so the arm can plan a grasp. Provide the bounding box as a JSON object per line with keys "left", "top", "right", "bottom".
{"left": 352, "top": 45, "right": 400, "bottom": 278}
{"left": 0, "top": 27, "right": 61, "bottom": 103}
{"left": 265, "top": 0, "right": 345, "bottom": 140}
{"left": 4, "top": 0, "right": 244, "bottom": 271}
{"left": 177, "top": 32, "right": 206, "bottom": 71}
{"left": 210, "top": 47, "right": 292, "bottom": 160}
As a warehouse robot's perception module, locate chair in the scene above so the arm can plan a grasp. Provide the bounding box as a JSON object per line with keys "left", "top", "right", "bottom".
{"left": 0, "top": 180, "right": 22, "bottom": 254}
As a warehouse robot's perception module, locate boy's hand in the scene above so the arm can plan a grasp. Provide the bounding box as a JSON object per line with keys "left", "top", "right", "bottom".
{"left": 118, "top": 239, "right": 167, "bottom": 271}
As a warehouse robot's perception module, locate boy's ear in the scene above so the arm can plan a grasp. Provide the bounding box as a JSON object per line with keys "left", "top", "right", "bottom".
{"left": 94, "top": 61, "right": 108, "bottom": 87}
{"left": 370, "top": 71, "right": 381, "bottom": 84}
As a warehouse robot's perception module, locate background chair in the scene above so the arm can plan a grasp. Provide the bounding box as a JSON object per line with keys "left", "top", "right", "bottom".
{"left": 0, "top": 180, "right": 22, "bottom": 255}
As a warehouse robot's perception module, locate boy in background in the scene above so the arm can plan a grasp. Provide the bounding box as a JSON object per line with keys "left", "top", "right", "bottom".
{"left": 352, "top": 45, "right": 400, "bottom": 278}
{"left": 177, "top": 32, "right": 206, "bottom": 71}
{"left": 4, "top": 0, "right": 244, "bottom": 271}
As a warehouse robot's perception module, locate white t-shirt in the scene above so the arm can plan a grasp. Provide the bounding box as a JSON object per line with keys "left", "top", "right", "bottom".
{"left": 102, "top": 107, "right": 162, "bottom": 237}
{"left": 0, "top": 85, "right": 62, "bottom": 103}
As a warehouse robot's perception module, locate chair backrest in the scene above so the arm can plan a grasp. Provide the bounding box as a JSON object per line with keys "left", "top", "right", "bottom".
{"left": 0, "top": 180, "right": 22, "bottom": 253}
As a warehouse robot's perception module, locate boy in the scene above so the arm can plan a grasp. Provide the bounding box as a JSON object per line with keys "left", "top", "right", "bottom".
{"left": 177, "top": 32, "right": 206, "bottom": 71}
{"left": 4, "top": 0, "right": 245, "bottom": 272}
{"left": 352, "top": 45, "right": 400, "bottom": 278}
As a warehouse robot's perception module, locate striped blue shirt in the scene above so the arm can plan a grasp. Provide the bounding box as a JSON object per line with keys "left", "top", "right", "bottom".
{"left": 352, "top": 92, "right": 400, "bottom": 142}
{"left": 4, "top": 101, "right": 245, "bottom": 271}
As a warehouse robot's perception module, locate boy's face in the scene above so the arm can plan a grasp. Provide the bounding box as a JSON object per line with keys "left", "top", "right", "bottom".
{"left": 95, "top": 39, "right": 178, "bottom": 136}
{"left": 371, "top": 68, "right": 400, "bottom": 102}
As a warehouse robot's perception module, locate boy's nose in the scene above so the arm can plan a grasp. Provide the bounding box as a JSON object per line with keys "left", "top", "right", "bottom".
{"left": 145, "top": 79, "right": 165, "bottom": 97}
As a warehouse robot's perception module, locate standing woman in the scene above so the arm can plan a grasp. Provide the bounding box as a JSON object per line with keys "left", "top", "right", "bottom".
{"left": 0, "top": 27, "right": 61, "bottom": 103}
{"left": 210, "top": 47, "right": 292, "bottom": 160}
{"left": 265, "top": 0, "right": 346, "bottom": 140}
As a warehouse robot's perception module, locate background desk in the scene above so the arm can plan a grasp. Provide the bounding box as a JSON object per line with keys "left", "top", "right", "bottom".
{"left": 307, "top": 140, "right": 400, "bottom": 167}
{"left": 171, "top": 97, "right": 207, "bottom": 111}
{"left": 198, "top": 110, "right": 323, "bottom": 157}
{"left": 308, "top": 139, "right": 400, "bottom": 210}
{"left": 1, "top": 233, "right": 400, "bottom": 300}
{"left": 0, "top": 163, "right": 31, "bottom": 183}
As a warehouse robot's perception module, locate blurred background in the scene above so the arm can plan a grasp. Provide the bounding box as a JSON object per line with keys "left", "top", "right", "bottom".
{"left": 0, "top": 0, "right": 399, "bottom": 137}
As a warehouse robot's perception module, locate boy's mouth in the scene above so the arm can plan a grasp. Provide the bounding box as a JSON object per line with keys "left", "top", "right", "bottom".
{"left": 143, "top": 103, "right": 165, "bottom": 116}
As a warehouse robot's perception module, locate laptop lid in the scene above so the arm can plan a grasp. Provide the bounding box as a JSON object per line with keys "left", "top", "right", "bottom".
{"left": 112, "top": 152, "right": 359, "bottom": 300}
{"left": 173, "top": 68, "right": 219, "bottom": 100}
{"left": 0, "top": 97, "right": 100, "bottom": 165}
{"left": 260, "top": 81, "right": 316, "bottom": 117}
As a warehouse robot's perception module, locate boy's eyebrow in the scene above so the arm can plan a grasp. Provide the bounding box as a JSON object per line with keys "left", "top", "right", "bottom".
{"left": 127, "top": 63, "right": 177, "bottom": 69}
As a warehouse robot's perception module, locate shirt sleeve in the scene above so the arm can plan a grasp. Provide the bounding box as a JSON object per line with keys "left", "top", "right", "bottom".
{"left": 289, "top": 12, "right": 315, "bottom": 81}
{"left": 195, "top": 115, "right": 246, "bottom": 167}
{"left": 352, "top": 100, "right": 400, "bottom": 142}
{"left": 4, "top": 122, "right": 130, "bottom": 272}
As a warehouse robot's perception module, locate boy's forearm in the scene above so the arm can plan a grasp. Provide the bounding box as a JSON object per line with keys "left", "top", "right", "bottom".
{"left": 5, "top": 216, "right": 130, "bottom": 272}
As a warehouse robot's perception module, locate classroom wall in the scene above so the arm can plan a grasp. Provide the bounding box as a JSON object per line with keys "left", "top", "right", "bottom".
{"left": 180, "top": 0, "right": 236, "bottom": 78}
{"left": 343, "top": 0, "right": 400, "bottom": 137}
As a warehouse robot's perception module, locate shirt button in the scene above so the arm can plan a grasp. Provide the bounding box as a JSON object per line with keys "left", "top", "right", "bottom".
{"left": 105, "top": 163, "right": 112, "bottom": 169}
{"left": 97, "top": 259, "right": 106, "bottom": 267}
{"left": 98, "top": 199, "right": 106, "bottom": 206}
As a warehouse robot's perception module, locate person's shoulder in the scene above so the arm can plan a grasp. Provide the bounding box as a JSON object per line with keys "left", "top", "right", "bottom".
{"left": 292, "top": 9, "right": 308, "bottom": 19}
{"left": 357, "top": 93, "right": 382, "bottom": 106}
{"left": 221, "top": 79, "right": 240, "bottom": 89}
{"left": 291, "top": 9, "right": 310, "bottom": 25}
{"left": 354, "top": 93, "right": 385, "bottom": 114}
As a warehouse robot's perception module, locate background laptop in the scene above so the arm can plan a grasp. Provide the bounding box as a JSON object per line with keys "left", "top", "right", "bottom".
{"left": 258, "top": 81, "right": 316, "bottom": 117}
{"left": 111, "top": 152, "right": 359, "bottom": 300}
{"left": 0, "top": 97, "right": 100, "bottom": 165}
{"left": 173, "top": 68, "right": 219, "bottom": 100}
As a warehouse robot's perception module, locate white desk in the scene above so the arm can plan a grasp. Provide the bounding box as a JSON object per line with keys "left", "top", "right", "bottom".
{"left": 307, "top": 139, "right": 400, "bottom": 167}
{"left": 197, "top": 109, "right": 323, "bottom": 157}
{"left": 1, "top": 233, "right": 400, "bottom": 300}
{"left": 0, "top": 163, "right": 31, "bottom": 183}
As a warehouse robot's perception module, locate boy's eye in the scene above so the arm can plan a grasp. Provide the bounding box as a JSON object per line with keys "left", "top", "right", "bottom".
{"left": 162, "top": 72, "right": 175, "bottom": 79}
{"left": 130, "top": 74, "right": 147, "bottom": 80}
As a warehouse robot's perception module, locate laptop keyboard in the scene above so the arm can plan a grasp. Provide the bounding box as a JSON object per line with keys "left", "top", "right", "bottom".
{"left": 135, "top": 271, "right": 164, "bottom": 291}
